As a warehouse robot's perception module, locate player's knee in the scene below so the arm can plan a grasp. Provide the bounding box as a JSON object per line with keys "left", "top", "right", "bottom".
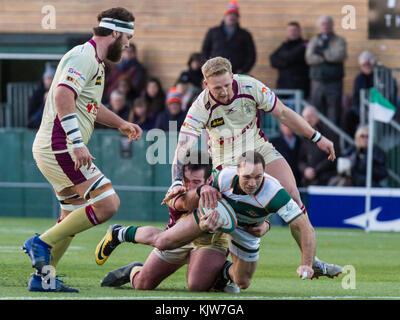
{"left": 188, "top": 279, "right": 209, "bottom": 292}
{"left": 133, "top": 277, "right": 157, "bottom": 290}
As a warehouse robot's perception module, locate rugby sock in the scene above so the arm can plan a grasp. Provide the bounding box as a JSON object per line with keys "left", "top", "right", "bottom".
{"left": 40, "top": 205, "right": 100, "bottom": 247}
{"left": 129, "top": 265, "right": 143, "bottom": 289}
{"left": 50, "top": 219, "right": 74, "bottom": 267}
{"left": 119, "top": 226, "right": 139, "bottom": 243}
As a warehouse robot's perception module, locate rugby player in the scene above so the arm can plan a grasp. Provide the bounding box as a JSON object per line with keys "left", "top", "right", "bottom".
{"left": 22, "top": 7, "right": 142, "bottom": 292}
{"left": 97, "top": 151, "right": 239, "bottom": 293}
{"left": 163, "top": 56, "right": 342, "bottom": 278}
{"left": 96, "top": 151, "right": 326, "bottom": 290}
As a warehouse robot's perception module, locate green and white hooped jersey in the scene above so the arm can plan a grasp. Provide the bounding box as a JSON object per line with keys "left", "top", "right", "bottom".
{"left": 213, "top": 166, "right": 303, "bottom": 225}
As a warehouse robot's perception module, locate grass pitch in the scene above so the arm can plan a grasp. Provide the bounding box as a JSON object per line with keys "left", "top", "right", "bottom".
{"left": 0, "top": 217, "right": 399, "bottom": 300}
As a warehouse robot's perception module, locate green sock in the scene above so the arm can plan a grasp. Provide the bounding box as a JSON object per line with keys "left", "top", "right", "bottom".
{"left": 124, "top": 226, "right": 138, "bottom": 243}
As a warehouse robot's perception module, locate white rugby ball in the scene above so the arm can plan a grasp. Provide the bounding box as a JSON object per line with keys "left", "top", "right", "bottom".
{"left": 198, "top": 198, "right": 237, "bottom": 233}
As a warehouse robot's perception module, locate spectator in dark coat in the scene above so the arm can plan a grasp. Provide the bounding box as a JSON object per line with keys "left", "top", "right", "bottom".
{"left": 201, "top": 1, "right": 256, "bottom": 74}
{"left": 155, "top": 88, "right": 186, "bottom": 131}
{"left": 128, "top": 97, "right": 156, "bottom": 131}
{"left": 27, "top": 62, "right": 56, "bottom": 129}
{"left": 143, "top": 77, "right": 166, "bottom": 118}
{"left": 177, "top": 53, "right": 204, "bottom": 90}
{"left": 103, "top": 43, "right": 146, "bottom": 104}
{"left": 298, "top": 106, "right": 338, "bottom": 186}
{"left": 270, "top": 21, "right": 309, "bottom": 98}
{"left": 305, "top": 15, "right": 347, "bottom": 126}
{"left": 342, "top": 125, "right": 387, "bottom": 187}
{"left": 270, "top": 123, "right": 303, "bottom": 186}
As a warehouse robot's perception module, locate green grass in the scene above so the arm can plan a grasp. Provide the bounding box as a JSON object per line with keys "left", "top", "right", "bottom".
{"left": 0, "top": 217, "right": 399, "bottom": 300}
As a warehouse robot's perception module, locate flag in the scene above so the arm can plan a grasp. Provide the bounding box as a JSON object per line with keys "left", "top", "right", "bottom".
{"left": 369, "top": 88, "right": 396, "bottom": 123}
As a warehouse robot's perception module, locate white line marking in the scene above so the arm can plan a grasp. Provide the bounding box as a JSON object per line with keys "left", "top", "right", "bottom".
{"left": 1, "top": 296, "right": 400, "bottom": 300}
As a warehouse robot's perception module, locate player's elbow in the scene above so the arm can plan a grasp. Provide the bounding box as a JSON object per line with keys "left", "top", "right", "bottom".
{"left": 154, "top": 236, "right": 175, "bottom": 251}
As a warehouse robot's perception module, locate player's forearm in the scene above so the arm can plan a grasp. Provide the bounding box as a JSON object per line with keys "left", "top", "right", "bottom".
{"left": 54, "top": 86, "right": 77, "bottom": 118}
{"left": 175, "top": 189, "right": 200, "bottom": 212}
{"left": 296, "top": 220, "right": 316, "bottom": 267}
{"left": 95, "top": 103, "right": 126, "bottom": 129}
{"left": 271, "top": 100, "right": 315, "bottom": 139}
{"left": 171, "top": 132, "right": 199, "bottom": 182}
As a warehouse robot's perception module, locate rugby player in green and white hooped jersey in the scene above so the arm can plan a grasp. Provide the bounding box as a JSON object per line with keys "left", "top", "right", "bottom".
{"left": 209, "top": 151, "right": 315, "bottom": 289}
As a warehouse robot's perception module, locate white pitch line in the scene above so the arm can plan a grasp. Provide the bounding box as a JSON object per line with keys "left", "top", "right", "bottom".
{"left": 1, "top": 296, "right": 400, "bottom": 300}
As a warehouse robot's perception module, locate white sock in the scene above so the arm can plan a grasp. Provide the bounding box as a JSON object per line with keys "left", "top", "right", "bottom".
{"left": 117, "top": 227, "right": 128, "bottom": 243}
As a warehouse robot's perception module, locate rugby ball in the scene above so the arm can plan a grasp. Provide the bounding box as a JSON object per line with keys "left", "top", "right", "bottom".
{"left": 198, "top": 198, "right": 237, "bottom": 233}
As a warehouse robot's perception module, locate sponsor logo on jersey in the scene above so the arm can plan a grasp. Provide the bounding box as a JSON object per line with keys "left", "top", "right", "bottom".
{"left": 86, "top": 101, "right": 99, "bottom": 115}
{"left": 261, "top": 87, "right": 271, "bottom": 94}
{"left": 205, "top": 101, "right": 211, "bottom": 110}
{"left": 241, "top": 85, "right": 253, "bottom": 89}
{"left": 218, "top": 120, "right": 254, "bottom": 145}
{"left": 211, "top": 117, "right": 225, "bottom": 128}
{"left": 95, "top": 76, "right": 102, "bottom": 86}
{"left": 68, "top": 68, "right": 86, "bottom": 82}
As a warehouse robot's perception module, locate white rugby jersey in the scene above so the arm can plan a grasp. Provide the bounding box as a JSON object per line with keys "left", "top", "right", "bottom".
{"left": 33, "top": 39, "right": 105, "bottom": 153}
{"left": 213, "top": 166, "right": 303, "bottom": 225}
{"left": 180, "top": 74, "right": 277, "bottom": 167}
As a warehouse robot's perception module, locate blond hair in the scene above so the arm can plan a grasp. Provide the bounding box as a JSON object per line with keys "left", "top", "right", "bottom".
{"left": 201, "top": 57, "right": 232, "bottom": 79}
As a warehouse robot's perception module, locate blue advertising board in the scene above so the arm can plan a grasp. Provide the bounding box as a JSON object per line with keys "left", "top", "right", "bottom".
{"left": 307, "top": 186, "right": 400, "bottom": 231}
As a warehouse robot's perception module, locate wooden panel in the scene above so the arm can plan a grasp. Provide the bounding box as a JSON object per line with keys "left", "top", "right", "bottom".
{"left": 1, "top": 0, "right": 399, "bottom": 96}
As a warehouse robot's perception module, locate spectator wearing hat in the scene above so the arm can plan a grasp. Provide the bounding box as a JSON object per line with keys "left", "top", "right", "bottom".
{"left": 201, "top": 0, "right": 256, "bottom": 74}
{"left": 27, "top": 62, "right": 56, "bottom": 129}
{"left": 103, "top": 43, "right": 146, "bottom": 104}
{"left": 175, "top": 73, "right": 201, "bottom": 112}
{"left": 177, "top": 52, "right": 204, "bottom": 90}
{"left": 155, "top": 88, "right": 186, "bottom": 131}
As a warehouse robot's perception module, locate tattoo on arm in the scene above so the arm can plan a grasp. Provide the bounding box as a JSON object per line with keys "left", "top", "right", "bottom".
{"left": 171, "top": 133, "right": 199, "bottom": 182}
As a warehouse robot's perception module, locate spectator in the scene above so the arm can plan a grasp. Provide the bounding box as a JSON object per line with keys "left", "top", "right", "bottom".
{"left": 342, "top": 125, "right": 387, "bottom": 187}
{"left": 270, "top": 21, "right": 310, "bottom": 99}
{"left": 144, "top": 77, "right": 166, "bottom": 118}
{"left": 175, "top": 73, "right": 201, "bottom": 112}
{"left": 270, "top": 123, "right": 303, "bottom": 186}
{"left": 341, "top": 51, "right": 375, "bottom": 138}
{"left": 97, "top": 90, "right": 130, "bottom": 129}
{"left": 177, "top": 52, "right": 204, "bottom": 90}
{"left": 103, "top": 43, "right": 146, "bottom": 104}
{"left": 298, "top": 106, "right": 338, "bottom": 186}
{"left": 27, "top": 62, "right": 56, "bottom": 128}
{"left": 117, "top": 76, "right": 137, "bottom": 106}
{"left": 128, "top": 97, "right": 156, "bottom": 131}
{"left": 27, "top": 91, "right": 48, "bottom": 129}
{"left": 155, "top": 88, "right": 186, "bottom": 131}
{"left": 306, "top": 15, "right": 347, "bottom": 126}
{"left": 201, "top": 0, "right": 256, "bottom": 74}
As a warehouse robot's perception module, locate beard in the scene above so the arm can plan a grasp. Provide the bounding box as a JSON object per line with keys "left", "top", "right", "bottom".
{"left": 106, "top": 35, "right": 123, "bottom": 63}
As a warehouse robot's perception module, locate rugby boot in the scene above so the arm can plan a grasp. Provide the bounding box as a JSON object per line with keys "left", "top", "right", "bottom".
{"left": 95, "top": 224, "right": 123, "bottom": 265}
{"left": 101, "top": 261, "right": 144, "bottom": 287}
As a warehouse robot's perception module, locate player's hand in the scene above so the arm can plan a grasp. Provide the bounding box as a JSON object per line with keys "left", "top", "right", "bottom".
{"left": 199, "top": 185, "right": 222, "bottom": 210}
{"left": 317, "top": 136, "right": 336, "bottom": 162}
{"left": 296, "top": 265, "right": 314, "bottom": 279}
{"left": 243, "top": 221, "right": 270, "bottom": 237}
{"left": 72, "top": 145, "right": 95, "bottom": 171}
{"left": 161, "top": 185, "right": 186, "bottom": 205}
{"left": 119, "top": 121, "right": 143, "bottom": 142}
{"left": 199, "top": 210, "right": 224, "bottom": 232}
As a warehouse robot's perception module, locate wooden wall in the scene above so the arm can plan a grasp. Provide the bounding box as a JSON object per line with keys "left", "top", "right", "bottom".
{"left": 1, "top": 0, "right": 400, "bottom": 96}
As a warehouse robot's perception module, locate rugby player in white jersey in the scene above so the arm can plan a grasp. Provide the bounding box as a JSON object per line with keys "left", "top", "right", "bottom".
{"left": 163, "top": 56, "right": 342, "bottom": 279}
{"left": 95, "top": 151, "right": 329, "bottom": 290}
{"left": 22, "top": 7, "right": 142, "bottom": 292}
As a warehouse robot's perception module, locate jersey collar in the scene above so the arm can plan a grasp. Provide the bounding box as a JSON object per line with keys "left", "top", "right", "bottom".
{"left": 88, "top": 38, "right": 103, "bottom": 64}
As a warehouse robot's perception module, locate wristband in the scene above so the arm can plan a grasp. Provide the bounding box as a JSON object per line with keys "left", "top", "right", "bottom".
{"left": 310, "top": 130, "right": 322, "bottom": 143}
{"left": 60, "top": 113, "right": 84, "bottom": 148}
{"left": 169, "top": 180, "right": 183, "bottom": 191}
